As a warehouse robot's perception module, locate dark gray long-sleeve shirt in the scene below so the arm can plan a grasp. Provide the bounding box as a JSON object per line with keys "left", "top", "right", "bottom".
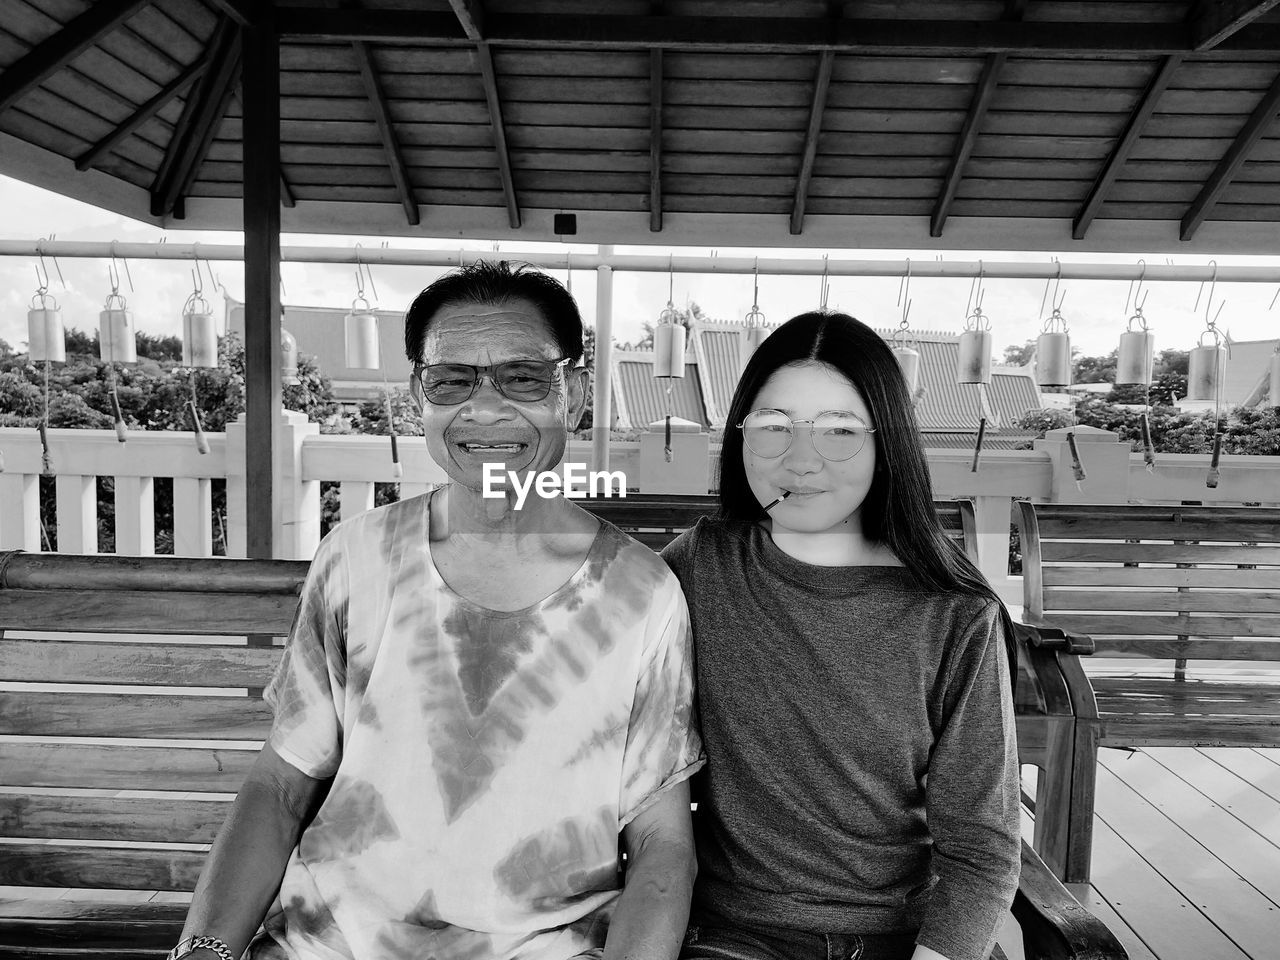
{"left": 661, "top": 518, "right": 1019, "bottom": 960}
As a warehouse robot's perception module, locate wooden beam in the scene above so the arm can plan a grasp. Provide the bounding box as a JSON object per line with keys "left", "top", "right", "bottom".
{"left": 242, "top": 15, "right": 282, "bottom": 560}
{"left": 649, "top": 47, "right": 663, "bottom": 232}
{"left": 1181, "top": 67, "right": 1280, "bottom": 240}
{"left": 448, "top": 0, "right": 485, "bottom": 41}
{"left": 76, "top": 50, "right": 212, "bottom": 171}
{"left": 1191, "top": 0, "right": 1280, "bottom": 51}
{"left": 0, "top": 0, "right": 152, "bottom": 115}
{"left": 930, "top": 0, "right": 1024, "bottom": 238}
{"left": 1073, "top": 55, "right": 1183, "bottom": 240}
{"left": 207, "top": 0, "right": 262, "bottom": 28}
{"left": 352, "top": 41, "right": 419, "bottom": 225}
{"left": 475, "top": 42, "right": 520, "bottom": 228}
{"left": 151, "top": 19, "right": 241, "bottom": 217}
{"left": 789, "top": 50, "right": 833, "bottom": 236}
{"left": 278, "top": 9, "right": 1247, "bottom": 54}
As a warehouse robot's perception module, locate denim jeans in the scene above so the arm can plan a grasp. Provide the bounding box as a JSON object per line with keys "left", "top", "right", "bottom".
{"left": 680, "top": 907, "right": 917, "bottom": 960}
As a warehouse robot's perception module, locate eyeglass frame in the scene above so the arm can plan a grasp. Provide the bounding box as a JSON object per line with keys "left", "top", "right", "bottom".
{"left": 735, "top": 408, "right": 877, "bottom": 461}
{"left": 412, "top": 356, "right": 574, "bottom": 405}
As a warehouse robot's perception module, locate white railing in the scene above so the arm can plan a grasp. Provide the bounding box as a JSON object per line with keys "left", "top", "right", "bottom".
{"left": 3, "top": 421, "right": 1278, "bottom": 604}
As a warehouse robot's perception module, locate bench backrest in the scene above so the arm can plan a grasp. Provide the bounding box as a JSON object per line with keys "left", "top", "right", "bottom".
{"left": 0, "top": 494, "right": 979, "bottom": 893}
{"left": 1016, "top": 502, "right": 1280, "bottom": 665}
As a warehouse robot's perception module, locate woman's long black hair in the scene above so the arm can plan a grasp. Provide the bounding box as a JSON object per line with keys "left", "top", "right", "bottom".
{"left": 718, "top": 310, "right": 1018, "bottom": 685}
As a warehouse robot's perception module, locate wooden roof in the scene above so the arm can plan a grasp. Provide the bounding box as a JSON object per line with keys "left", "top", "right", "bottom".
{"left": 3, "top": 1, "right": 1280, "bottom": 252}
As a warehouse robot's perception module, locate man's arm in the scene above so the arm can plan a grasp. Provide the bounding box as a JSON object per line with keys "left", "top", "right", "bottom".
{"left": 175, "top": 743, "right": 329, "bottom": 958}
{"left": 605, "top": 781, "right": 697, "bottom": 960}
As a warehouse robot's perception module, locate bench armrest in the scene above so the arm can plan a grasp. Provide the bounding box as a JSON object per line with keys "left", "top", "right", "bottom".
{"left": 1014, "top": 619, "right": 1095, "bottom": 657}
{"left": 1013, "top": 839, "right": 1128, "bottom": 960}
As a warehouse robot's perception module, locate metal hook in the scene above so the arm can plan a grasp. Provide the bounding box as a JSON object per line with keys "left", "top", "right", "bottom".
{"left": 1194, "top": 259, "right": 1218, "bottom": 318}
{"left": 967, "top": 260, "right": 986, "bottom": 317}
{"left": 1125, "top": 259, "right": 1147, "bottom": 314}
{"left": 752, "top": 257, "right": 760, "bottom": 310}
{"left": 819, "top": 254, "right": 830, "bottom": 309}
{"left": 897, "top": 258, "right": 911, "bottom": 308}
{"left": 34, "top": 237, "right": 64, "bottom": 294}
{"left": 667, "top": 253, "right": 675, "bottom": 305}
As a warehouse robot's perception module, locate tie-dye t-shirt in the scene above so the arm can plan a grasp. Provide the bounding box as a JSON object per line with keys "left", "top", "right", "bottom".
{"left": 250, "top": 492, "right": 703, "bottom": 960}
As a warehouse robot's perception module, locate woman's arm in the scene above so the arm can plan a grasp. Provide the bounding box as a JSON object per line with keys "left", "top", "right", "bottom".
{"left": 175, "top": 743, "right": 329, "bottom": 959}
{"left": 605, "top": 781, "right": 697, "bottom": 960}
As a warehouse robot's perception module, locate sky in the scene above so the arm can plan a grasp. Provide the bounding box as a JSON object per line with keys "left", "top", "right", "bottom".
{"left": 1, "top": 173, "right": 1278, "bottom": 365}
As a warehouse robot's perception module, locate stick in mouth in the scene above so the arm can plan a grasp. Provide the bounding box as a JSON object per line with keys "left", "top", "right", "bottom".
{"left": 763, "top": 490, "right": 793, "bottom": 512}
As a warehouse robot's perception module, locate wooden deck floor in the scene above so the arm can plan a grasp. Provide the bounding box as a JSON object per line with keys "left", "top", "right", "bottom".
{"left": 1054, "top": 746, "right": 1280, "bottom": 960}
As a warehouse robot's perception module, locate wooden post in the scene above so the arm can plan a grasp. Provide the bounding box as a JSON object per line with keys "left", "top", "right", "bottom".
{"left": 591, "top": 245, "right": 614, "bottom": 474}
{"left": 241, "top": 14, "right": 281, "bottom": 560}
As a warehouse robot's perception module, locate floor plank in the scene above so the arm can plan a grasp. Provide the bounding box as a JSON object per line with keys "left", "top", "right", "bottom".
{"left": 1199, "top": 748, "right": 1280, "bottom": 804}
{"left": 1065, "top": 882, "right": 1159, "bottom": 960}
{"left": 1252, "top": 748, "right": 1280, "bottom": 769}
{"left": 1089, "top": 795, "right": 1253, "bottom": 960}
{"left": 1144, "top": 748, "right": 1280, "bottom": 849}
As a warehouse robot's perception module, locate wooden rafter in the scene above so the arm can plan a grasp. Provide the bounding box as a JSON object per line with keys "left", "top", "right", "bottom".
{"left": 76, "top": 49, "right": 213, "bottom": 171}
{"left": 276, "top": 9, "right": 1280, "bottom": 54}
{"left": 353, "top": 40, "right": 419, "bottom": 225}
{"left": 650, "top": 45, "right": 663, "bottom": 231}
{"left": 151, "top": 19, "right": 241, "bottom": 218}
{"left": 1192, "top": 0, "right": 1280, "bottom": 51}
{"left": 790, "top": 50, "right": 833, "bottom": 236}
{"left": 475, "top": 42, "right": 520, "bottom": 229}
{"left": 1180, "top": 67, "right": 1280, "bottom": 240}
{"left": 0, "top": 0, "right": 152, "bottom": 115}
{"left": 207, "top": 0, "right": 261, "bottom": 28}
{"left": 1073, "top": 55, "right": 1183, "bottom": 240}
{"left": 448, "top": 0, "right": 485, "bottom": 42}
{"left": 930, "top": 0, "right": 1025, "bottom": 238}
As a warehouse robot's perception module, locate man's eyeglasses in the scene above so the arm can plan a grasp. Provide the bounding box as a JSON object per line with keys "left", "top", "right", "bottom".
{"left": 414, "top": 357, "right": 572, "bottom": 405}
{"left": 737, "top": 409, "right": 875, "bottom": 461}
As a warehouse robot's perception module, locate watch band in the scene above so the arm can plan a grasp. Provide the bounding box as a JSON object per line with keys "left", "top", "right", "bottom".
{"left": 166, "top": 935, "right": 236, "bottom": 960}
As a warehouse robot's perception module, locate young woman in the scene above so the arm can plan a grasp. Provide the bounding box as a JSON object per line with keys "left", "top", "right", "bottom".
{"left": 661, "top": 311, "right": 1019, "bottom": 960}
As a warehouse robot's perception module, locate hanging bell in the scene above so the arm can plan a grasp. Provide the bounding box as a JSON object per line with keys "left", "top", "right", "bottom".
{"left": 1116, "top": 325, "right": 1155, "bottom": 385}
{"left": 1186, "top": 341, "right": 1227, "bottom": 402}
{"left": 182, "top": 298, "right": 219, "bottom": 369}
{"left": 98, "top": 294, "right": 137, "bottom": 364}
{"left": 1269, "top": 350, "right": 1280, "bottom": 408}
{"left": 1036, "top": 331, "right": 1072, "bottom": 389}
{"left": 654, "top": 313, "right": 686, "bottom": 379}
{"left": 344, "top": 301, "right": 380, "bottom": 370}
{"left": 956, "top": 329, "right": 992, "bottom": 385}
{"left": 281, "top": 328, "right": 300, "bottom": 386}
{"left": 27, "top": 295, "right": 65, "bottom": 363}
{"left": 891, "top": 344, "right": 920, "bottom": 395}
{"left": 739, "top": 311, "right": 767, "bottom": 374}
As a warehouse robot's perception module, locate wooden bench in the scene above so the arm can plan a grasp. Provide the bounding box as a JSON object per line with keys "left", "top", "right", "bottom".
{"left": 1014, "top": 502, "right": 1280, "bottom": 884}
{"left": 0, "top": 493, "right": 1125, "bottom": 960}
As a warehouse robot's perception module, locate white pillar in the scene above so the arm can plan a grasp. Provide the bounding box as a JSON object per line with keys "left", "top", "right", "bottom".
{"left": 279, "top": 410, "right": 320, "bottom": 560}
{"left": 340, "top": 481, "right": 376, "bottom": 522}
{"left": 114, "top": 475, "right": 155, "bottom": 556}
{"left": 226, "top": 415, "right": 248, "bottom": 558}
{"left": 173, "top": 477, "right": 213, "bottom": 557}
{"left": 591, "top": 245, "right": 615, "bottom": 473}
{"left": 55, "top": 474, "right": 97, "bottom": 554}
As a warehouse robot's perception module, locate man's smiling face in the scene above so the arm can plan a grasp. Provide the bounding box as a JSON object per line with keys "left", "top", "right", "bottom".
{"left": 414, "top": 298, "right": 587, "bottom": 493}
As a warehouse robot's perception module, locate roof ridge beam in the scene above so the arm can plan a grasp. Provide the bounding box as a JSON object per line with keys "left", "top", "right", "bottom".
{"left": 1191, "top": 0, "right": 1280, "bottom": 51}
{"left": 930, "top": 1, "right": 1025, "bottom": 238}
{"left": 0, "top": 0, "right": 152, "bottom": 115}
{"left": 790, "top": 50, "right": 834, "bottom": 236}
{"left": 1073, "top": 55, "right": 1183, "bottom": 240}
{"left": 1180, "top": 67, "right": 1280, "bottom": 240}
{"left": 151, "top": 18, "right": 242, "bottom": 218}
{"left": 353, "top": 41, "right": 420, "bottom": 225}
{"left": 76, "top": 48, "right": 214, "bottom": 171}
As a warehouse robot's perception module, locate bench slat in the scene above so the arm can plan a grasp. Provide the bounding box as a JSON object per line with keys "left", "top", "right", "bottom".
{"left": 0, "top": 900, "right": 182, "bottom": 952}
{"left": 1044, "top": 589, "right": 1280, "bottom": 614}
{"left": 1034, "top": 613, "right": 1280, "bottom": 640}
{"left": 0, "top": 845, "right": 203, "bottom": 891}
{"left": 0, "top": 743, "right": 257, "bottom": 792}
{"left": 1044, "top": 566, "right": 1280, "bottom": 589}
{"left": 1091, "top": 677, "right": 1280, "bottom": 713}
{"left": 1089, "top": 637, "right": 1280, "bottom": 660}
{"left": 1097, "top": 715, "right": 1280, "bottom": 747}
{"left": 0, "top": 795, "right": 230, "bottom": 844}
{"left": 1041, "top": 542, "right": 1279, "bottom": 565}
{"left": 0, "top": 640, "right": 284, "bottom": 687}
{"left": 0, "top": 553, "right": 307, "bottom": 595}
{"left": 1037, "top": 517, "right": 1280, "bottom": 542}
{"left": 0, "top": 590, "right": 297, "bottom": 636}
{"left": 0, "top": 693, "right": 271, "bottom": 739}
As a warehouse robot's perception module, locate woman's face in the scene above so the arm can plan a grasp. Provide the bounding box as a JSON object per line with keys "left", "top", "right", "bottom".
{"left": 742, "top": 361, "right": 878, "bottom": 537}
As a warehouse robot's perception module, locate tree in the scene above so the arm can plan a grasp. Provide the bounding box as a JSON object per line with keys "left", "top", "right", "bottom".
{"left": 634, "top": 301, "right": 707, "bottom": 350}
{"left": 1002, "top": 339, "right": 1036, "bottom": 366}
{"left": 1074, "top": 350, "right": 1117, "bottom": 384}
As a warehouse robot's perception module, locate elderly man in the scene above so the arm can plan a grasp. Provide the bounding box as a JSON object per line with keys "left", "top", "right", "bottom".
{"left": 169, "top": 261, "right": 702, "bottom": 960}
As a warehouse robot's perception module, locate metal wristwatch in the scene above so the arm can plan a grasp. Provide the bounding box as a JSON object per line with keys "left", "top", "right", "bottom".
{"left": 166, "top": 935, "right": 236, "bottom": 960}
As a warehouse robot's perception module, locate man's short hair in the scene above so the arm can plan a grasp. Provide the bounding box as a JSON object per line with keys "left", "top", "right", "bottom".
{"left": 404, "top": 260, "right": 585, "bottom": 365}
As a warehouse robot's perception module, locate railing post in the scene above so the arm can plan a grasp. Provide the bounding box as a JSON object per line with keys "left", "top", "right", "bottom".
{"left": 638, "top": 417, "right": 710, "bottom": 493}
{"left": 0, "top": 473, "right": 41, "bottom": 551}
{"left": 55, "top": 474, "right": 97, "bottom": 554}
{"left": 173, "top": 477, "right": 213, "bottom": 557}
{"left": 340, "top": 481, "right": 376, "bottom": 522}
{"left": 971, "top": 495, "right": 1016, "bottom": 605}
{"left": 113, "top": 475, "right": 155, "bottom": 556}
{"left": 225, "top": 415, "right": 248, "bottom": 558}
{"left": 279, "top": 410, "right": 320, "bottom": 560}
{"left": 1035, "top": 426, "right": 1130, "bottom": 503}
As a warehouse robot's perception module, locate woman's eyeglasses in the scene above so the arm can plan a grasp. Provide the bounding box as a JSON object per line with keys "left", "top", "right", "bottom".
{"left": 414, "top": 358, "right": 572, "bottom": 405}
{"left": 737, "top": 409, "right": 875, "bottom": 461}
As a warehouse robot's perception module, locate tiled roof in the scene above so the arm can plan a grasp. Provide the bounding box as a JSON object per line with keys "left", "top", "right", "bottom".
{"left": 1222, "top": 338, "right": 1280, "bottom": 408}
{"left": 692, "top": 323, "right": 753, "bottom": 427}
{"left": 906, "top": 336, "right": 1042, "bottom": 430}
{"left": 611, "top": 356, "right": 707, "bottom": 431}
